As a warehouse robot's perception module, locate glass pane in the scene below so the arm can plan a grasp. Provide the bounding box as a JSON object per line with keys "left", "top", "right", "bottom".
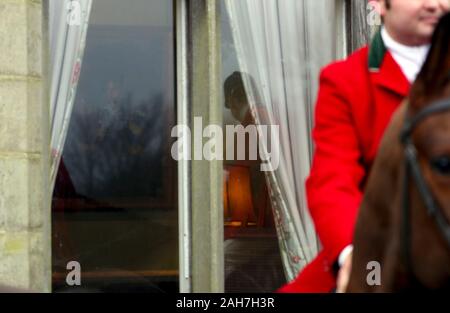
{"left": 52, "top": 0, "right": 177, "bottom": 293}
{"left": 220, "top": 2, "right": 286, "bottom": 293}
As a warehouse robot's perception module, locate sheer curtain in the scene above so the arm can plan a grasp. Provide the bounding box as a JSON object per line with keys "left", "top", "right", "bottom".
{"left": 49, "top": 0, "right": 92, "bottom": 187}
{"left": 224, "top": 0, "right": 342, "bottom": 281}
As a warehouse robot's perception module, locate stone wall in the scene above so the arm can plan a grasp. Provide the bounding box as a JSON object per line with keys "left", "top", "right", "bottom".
{"left": 0, "top": 0, "right": 50, "bottom": 292}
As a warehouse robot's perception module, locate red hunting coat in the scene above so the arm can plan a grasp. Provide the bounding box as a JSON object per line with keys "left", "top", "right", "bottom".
{"left": 279, "top": 31, "right": 411, "bottom": 292}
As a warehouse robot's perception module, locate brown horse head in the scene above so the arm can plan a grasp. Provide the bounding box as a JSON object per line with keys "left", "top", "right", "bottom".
{"left": 348, "top": 13, "right": 450, "bottom": 292}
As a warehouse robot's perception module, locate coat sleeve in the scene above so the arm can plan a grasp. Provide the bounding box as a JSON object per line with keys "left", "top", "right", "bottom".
{"left": 306, "top": 64, "right": 366, "bottom": 266}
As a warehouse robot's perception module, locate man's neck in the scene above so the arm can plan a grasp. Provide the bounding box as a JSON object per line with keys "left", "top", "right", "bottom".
{"left": 382, "top": 26, "right": 429, "bottom": 47}
{"left": 381, "top": 27, "right": 430, "bottom": 54}
{"left": 381, "top": 27, "right": 430, "bottom": 83}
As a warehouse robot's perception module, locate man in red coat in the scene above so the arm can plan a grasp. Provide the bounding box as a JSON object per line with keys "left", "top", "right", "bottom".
{"left": 279, "top": 0, "right": 449, "bottom": 293}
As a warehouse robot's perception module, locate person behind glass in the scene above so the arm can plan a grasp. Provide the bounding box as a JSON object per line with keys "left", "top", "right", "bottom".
{"left": 223, "top": 71, "right": 272, "bottom": 225}
{"left": 224, "top": 71, "right": 270, "bottom": 127}
{"left": 278, "top": 0, "right": 450, "bottom": 293}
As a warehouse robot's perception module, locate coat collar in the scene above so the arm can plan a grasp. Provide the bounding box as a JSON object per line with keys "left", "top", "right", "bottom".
{"left": 368, "top": 30, "right": 410, "bottom": 97}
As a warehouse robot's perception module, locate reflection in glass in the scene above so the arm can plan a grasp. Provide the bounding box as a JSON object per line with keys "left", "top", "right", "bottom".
{"left": 51, "top": 0, "right": 177, "bottom": 293}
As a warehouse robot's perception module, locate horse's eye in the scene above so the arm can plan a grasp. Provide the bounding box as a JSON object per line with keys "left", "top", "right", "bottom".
{"left": 430, "top": 156, "right": 450, "bottom": 176}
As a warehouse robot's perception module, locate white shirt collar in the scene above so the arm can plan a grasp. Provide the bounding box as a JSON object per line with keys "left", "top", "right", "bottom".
{"left": 381, "top": 27, "right": 430, "bottom": 83}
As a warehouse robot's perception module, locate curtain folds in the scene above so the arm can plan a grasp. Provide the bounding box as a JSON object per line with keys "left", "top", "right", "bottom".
{"left": 49, "top": 0, "right": 92, "bottom": 187}
{"left": 224, "top": 0, "right": 340, "bottom": 281}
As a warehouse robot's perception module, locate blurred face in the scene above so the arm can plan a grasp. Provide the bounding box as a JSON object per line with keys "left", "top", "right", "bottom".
{"left": 378, "top": 0, "right": 449, "bottom": 45}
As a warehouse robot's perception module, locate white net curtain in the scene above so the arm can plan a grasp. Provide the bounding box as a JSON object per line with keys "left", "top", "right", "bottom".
{"left": 49, "top": 0, "right": 92, "bottom": 187}
{"left": 224, "top": 0, "right": 342, "bottom": 281}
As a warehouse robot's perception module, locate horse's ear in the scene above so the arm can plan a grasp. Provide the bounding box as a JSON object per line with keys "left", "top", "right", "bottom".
{"left": 410, "top": 13, "right": 450, "bottom": 108}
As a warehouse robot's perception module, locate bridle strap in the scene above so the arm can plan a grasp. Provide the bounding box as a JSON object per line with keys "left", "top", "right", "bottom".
{"left": 402, "top": 153, "right": 413, "bottom": 273}
{"left": 401, "top": 98, "right": 450, "bottom": 143}
{"left": 400, "top": 97, "right": 450, "bottom": 276}
{"left": 404, "top": 143, "right": 450, "bottom": 247}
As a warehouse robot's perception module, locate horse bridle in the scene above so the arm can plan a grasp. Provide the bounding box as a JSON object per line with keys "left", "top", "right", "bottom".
{"left": 400, "top": 97, "right": 450, "bottom": 272}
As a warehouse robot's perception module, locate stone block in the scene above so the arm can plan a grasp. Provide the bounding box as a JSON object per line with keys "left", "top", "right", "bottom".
{"left": 0, "top": 0, "right": 42, "bottom": 76}
{"left": 0, "top": 80, "right": 42, "bottom": 153}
